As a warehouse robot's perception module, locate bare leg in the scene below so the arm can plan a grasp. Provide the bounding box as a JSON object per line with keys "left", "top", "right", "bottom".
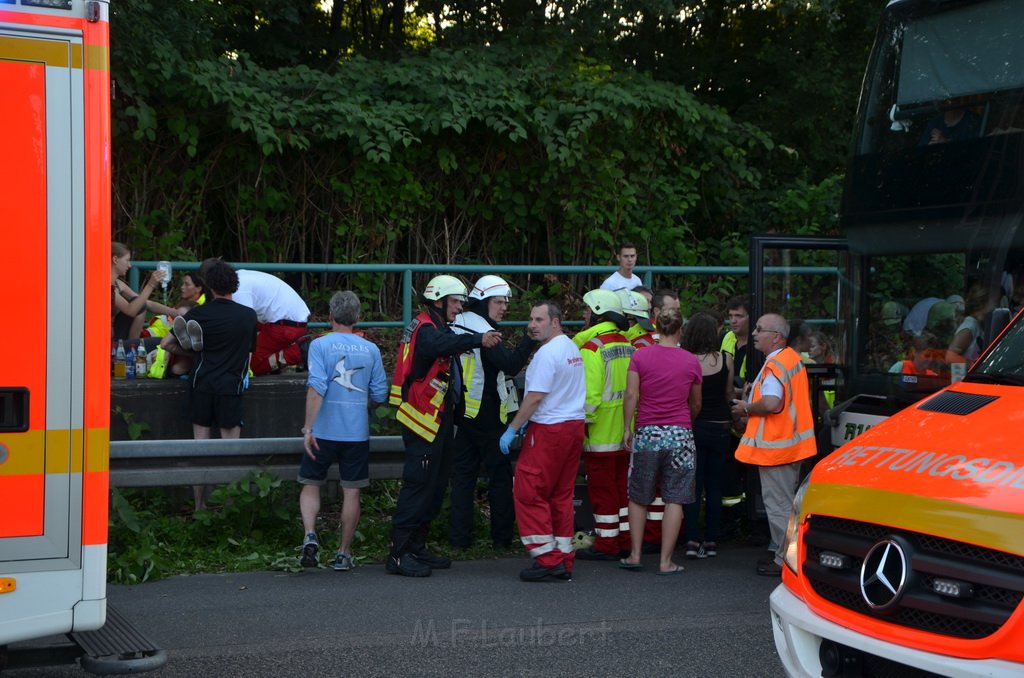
{"left": 338, "top": 487, "right": 361, "bottom": 555}
{"left": 192, "top": 485, "right": 207, "bottom": 512}
{"left": 624, "top": 500, "right": 647, "bottom": 565}
{"left": 660, "top": 503, "right": 684, "bottom": 572}
{"left": 300, "top": 485, "right": 321, "bottom": 535}
{"left": 128, "top": 311, "right": 146, "bottom": 340}
{"left": 191, "top": 424, "right": 212, "bottom": 512}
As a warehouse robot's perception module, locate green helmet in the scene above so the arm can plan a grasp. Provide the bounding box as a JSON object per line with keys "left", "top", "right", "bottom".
{"left": 583, "top": 289, "right": 626, "bottom": 327}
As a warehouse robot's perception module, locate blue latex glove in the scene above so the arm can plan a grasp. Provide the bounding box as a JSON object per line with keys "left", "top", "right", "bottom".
{"left": 499, "top": 425, "right": 518, "bottom": 456}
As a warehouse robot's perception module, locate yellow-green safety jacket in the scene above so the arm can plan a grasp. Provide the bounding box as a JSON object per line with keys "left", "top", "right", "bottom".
{"left": 580, "top": 321, "right": 634, "bottom": 453}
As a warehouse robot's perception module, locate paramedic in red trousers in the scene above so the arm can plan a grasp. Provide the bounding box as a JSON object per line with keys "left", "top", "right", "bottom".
{"left": 499, "top": 300, "right": 585, "bottom": 581}
{"left": 574, "top": 290, "right": 636, "bottom": 561}
{"left": 729, "top": 313, "right": 816, "bottom": 577}
{"left": 448, "top": 275, "right": 537, "bottom": 550}
{"left": 199, "top": 259, "right": 311, "bottom": 375}
{"left": 387, "top": 275, "right": 502, "bottom": 577}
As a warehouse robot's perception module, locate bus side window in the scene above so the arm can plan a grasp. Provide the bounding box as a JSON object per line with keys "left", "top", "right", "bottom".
{"left": 985, "top": 92, "right": 1024, "bottom": 137}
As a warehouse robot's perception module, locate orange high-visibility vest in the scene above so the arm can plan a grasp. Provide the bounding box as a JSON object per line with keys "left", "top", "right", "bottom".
{"left": 736, "top": 347, "right": 816, "bottom": 466}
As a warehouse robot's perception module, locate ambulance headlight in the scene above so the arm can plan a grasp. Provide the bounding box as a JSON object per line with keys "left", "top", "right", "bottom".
{"left": 782, "top": 475, "right": 810, "bottom": 575}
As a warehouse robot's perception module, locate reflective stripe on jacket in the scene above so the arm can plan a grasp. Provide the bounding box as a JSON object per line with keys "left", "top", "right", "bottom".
{"left": 454, "top": 311, "right": 518, "bottom": 421}
{"left": 629, "top": 329, "right": 656, "bottom": 349}
{"left": 573, "top": 323, "right": 602, "bottom": 349}
{"left": 735, "top": 346, "right": 816, "bottom": 466}
{"left": 581, "top": 322, "right": 634, "bottom": 453}
{"left": 389, "top": 312, "right": 451, "bottom": 442}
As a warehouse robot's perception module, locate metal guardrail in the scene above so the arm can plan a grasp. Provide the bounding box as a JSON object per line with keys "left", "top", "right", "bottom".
{"left": 109, "top": 436, "right": 407, "bottom": 487}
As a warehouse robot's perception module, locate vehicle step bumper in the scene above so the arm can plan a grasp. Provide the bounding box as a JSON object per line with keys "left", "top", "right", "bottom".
{"left": 69, "top": 605, "right": 167, "bottom": 675}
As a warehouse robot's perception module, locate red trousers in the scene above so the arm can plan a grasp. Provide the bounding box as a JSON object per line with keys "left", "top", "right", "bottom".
{"left": 583, "top": 450, "right": 631, "bottom": 555}
{"left": 513, "top": 420, "right": 585, "bottom": 570}
{"left": 251, "top": 322, "right": 306, "bottom": 375}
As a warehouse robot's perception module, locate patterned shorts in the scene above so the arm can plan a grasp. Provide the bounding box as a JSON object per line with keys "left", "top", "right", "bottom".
{"left": 628, "top": 425, "right": 696, "bottom": 505}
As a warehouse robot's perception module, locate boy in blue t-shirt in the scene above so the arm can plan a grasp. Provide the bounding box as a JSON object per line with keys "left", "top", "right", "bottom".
{"left": 297, "top": 291, "right": 387, "bottom": 571}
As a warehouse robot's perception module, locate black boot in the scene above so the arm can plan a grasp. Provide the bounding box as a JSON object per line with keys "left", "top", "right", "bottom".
{"left": 387, "top": 527, "right": 432, "bottom": 577}
{"left": 519, "top": 560, "right": 571, "bottom": 582}
{"left": 409, "top": 524, "right": 451, "bottom": 570}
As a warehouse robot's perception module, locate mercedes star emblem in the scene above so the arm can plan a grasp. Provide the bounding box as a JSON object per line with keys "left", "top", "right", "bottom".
{"left": 860, "top": 538, "right": 909, "bottom": 611}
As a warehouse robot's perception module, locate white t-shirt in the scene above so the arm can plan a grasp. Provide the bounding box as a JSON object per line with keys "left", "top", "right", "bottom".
{"left": 955, "top": 315, "right": 983, "bottom": 361}
{"left": 749, "top": 348, "right": 784, "bottom": 402}
{"left": 600, "top": 271, "right": 641, "bottom": 291}
{"left": 526, "top": 334, "right": 585, "bottom": 424}
{"left": 234, "top": 270, "right": 310, "bottom": 324}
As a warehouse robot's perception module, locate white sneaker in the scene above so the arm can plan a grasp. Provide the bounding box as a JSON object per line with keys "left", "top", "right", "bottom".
{"left": 186, "top": 319, "right": 204, "bottom": 352}
{"left": 172, "top": 316, "right": 192, "bottom": 350}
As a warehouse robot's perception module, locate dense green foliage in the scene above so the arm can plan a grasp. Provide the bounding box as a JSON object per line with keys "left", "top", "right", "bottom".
{"left": 108, "top": 474, "right": 515, "bottom": 583}
{"left": 110, "top": 0, "right": 882, "bottom": 315}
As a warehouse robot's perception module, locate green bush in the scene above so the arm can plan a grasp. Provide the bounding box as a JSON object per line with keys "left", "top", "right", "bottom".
{"left": 107, "top": 472, "right": 517, "bottom": 582}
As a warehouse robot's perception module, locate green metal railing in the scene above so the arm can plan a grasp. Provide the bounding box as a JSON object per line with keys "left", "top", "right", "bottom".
{"left": 130, "top": 261, "right": 839, "bottom": 328}
{"left": 131, "top": 261, "right": 759, "bottom": 328}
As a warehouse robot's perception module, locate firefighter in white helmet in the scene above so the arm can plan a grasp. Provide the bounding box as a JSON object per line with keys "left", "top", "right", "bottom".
{"left": 448, "top": 275, "right": 537, "bottom": 550}
{"left": 387, "top": 274, "right": 502, "bottom": 577}
{"left": 572, "top": 289, "right": 637, "bottom": 561}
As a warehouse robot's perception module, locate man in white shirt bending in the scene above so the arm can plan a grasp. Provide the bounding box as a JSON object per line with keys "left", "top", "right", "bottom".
{"left": 199, "top": 259, "right": 311, "bottom": 375}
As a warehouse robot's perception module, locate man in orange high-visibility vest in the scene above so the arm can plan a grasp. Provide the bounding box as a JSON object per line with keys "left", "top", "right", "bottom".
{"left": 730, "top": 313, "right": 816, "bottom": 578}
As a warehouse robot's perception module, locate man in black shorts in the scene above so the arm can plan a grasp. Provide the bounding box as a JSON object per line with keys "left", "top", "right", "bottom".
{"left": 298, "top": 291, "right": 388, "bottom": 571}
{"left": 162, "top": 261, "right": 257, "bottom": 481}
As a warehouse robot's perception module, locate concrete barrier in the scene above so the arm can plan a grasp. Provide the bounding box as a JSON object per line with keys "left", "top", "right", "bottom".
{"left": 110, "top": 373, "right": 307, "bottom": 441}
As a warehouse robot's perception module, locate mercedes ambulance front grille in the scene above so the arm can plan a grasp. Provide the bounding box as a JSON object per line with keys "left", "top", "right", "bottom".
{"left": 803, "top": 516, "right": 1024, "bottom": 639}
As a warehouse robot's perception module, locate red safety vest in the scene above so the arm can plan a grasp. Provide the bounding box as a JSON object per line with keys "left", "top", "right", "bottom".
{"left": 389, "top": 311, "right": 452, "bottom": 442}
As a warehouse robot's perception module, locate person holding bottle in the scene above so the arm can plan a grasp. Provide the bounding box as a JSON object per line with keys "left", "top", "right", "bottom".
{"left": 111, "top": 241, "right": 176, "bottom": 342}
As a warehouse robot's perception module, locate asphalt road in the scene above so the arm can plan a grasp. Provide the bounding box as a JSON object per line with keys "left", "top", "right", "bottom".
{"left": 10, "top": 544, "right": 785, "bottom": 677}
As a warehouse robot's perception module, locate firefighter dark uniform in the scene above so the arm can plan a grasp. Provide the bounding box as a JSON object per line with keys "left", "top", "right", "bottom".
{"left": 387, "top": 276, "right": 493, "bottom": 577}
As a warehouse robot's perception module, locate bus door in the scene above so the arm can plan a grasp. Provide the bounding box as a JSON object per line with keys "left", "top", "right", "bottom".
{"left": 748, "top": 235, "right": 855, "bottom": 451}
{"left": 0, "top": 21, "right": 85, "bottom": 632}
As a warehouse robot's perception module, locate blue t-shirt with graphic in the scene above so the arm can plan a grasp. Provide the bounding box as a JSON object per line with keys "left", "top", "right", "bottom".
{"left": 306, "top": 332, "right": 388, "bottom": 442}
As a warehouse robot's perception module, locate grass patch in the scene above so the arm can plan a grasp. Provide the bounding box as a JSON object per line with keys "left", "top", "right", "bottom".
{"left": 108, "top": 471, "right": 521, "bottom": 584}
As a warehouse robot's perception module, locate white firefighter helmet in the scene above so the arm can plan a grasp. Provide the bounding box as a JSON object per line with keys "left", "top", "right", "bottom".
{"left": 422, "top": 274, "right": 468, "bottom": 301}
{"left": 582, "top": 289, "right": 623, "bottom": 316}
{"left": 469, "top": 275, "right": 512, "bottom": 301}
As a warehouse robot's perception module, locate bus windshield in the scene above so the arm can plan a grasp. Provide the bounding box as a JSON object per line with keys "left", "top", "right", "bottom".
{"left": 834, "top": 0, "right": 1024, "bottom": 413}
{"left": 969, "top": 313, "right": 1024, "bottom": 385}
{"left": 856, "top": 0, "right": 1024, "bottom": 157}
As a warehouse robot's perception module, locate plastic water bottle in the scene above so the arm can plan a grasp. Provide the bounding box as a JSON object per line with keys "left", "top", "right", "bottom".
{"left": 157, "top": 261, "right": 172, "bottom": 289}
{"left": 114, "top": 340, "right": 127, "bottom": 380}
{"left": 126, "top": 343, "right": 136, "bottom": 379}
